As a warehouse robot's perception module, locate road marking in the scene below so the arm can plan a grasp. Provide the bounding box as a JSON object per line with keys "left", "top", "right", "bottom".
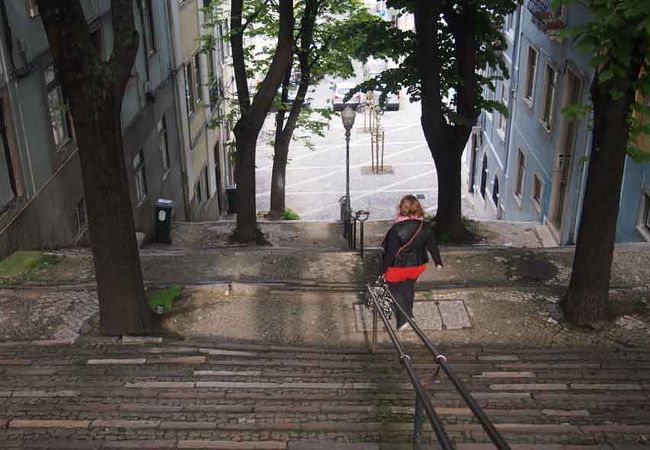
{"left": 256, "top": 123, "right": 420, "bottom": 168}
{"left": 299, "top": 168, "right": 438, "bottom": 218}
{"left": 256, "top": 142, "right": 429, "bottom": 198}
{"left": 256, "top": 161, "right": 435, "bottom": 171}
{"left": 283, "top": 188, "right": 437, "bottom": 196}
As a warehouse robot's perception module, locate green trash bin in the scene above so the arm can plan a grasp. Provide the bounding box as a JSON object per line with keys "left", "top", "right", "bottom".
{"left": 155, "top": 199, "right": 174, "bottom": 244}
{"left": 226, "top": 187, "right": 236, "bottom": 214}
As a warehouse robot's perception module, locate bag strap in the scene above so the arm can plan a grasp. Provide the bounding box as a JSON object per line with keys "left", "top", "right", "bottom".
{"left": 395, "top": 220, "right": 423, "bottom": 258}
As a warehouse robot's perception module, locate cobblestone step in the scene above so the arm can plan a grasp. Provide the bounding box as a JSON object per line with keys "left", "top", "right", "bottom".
{"left": 1, "top": 339, "right": 649, "bottom": 448}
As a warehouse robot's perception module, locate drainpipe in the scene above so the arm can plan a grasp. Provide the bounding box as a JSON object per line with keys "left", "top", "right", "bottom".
{"left": 502, "top": 5, "right": 524, "bottom": 221}
{"left": 165, "top": 0, "right": 192, "bottom": 221}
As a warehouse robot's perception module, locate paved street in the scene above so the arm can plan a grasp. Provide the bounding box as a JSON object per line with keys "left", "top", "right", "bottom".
{"left": 255, "top": 86, "right": 446, "bottom": 221}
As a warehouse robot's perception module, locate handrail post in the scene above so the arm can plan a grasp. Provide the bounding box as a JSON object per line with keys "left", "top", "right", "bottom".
{"left": 413, "top": 394, "right": 425, "bottom": 450}
{"left": 371, "top": 303, "right": 378, "bottom": 353}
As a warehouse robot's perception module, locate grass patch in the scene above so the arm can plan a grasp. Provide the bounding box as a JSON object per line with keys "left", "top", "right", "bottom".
{"left": 147, "top": 285, "right": 182, "bottom": 314}
{"left": 282, "top": 208, "right": 300, "bottom": 220}
{"left": 0, "top": 251, "right": 61, "bottom": 282}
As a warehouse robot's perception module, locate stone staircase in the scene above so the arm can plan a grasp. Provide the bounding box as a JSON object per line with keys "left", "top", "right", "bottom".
{"left": 1, "top": 338, "right": 649, "bottom": 449}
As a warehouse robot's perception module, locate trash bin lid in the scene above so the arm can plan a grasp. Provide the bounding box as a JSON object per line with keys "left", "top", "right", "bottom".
{"left": 155, "top": 198, "right": 175, "bottom": 207}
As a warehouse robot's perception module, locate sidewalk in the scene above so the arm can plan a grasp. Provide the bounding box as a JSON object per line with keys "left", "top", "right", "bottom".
{"left": 1, "top": 242, "right": 648, "bottom": 349}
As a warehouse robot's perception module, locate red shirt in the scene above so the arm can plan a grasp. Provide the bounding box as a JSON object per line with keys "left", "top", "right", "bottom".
{"left": 384, "top": 264, "right": 427, "bottom": 282}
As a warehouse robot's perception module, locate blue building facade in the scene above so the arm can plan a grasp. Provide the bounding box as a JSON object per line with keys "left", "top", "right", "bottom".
{"left": 465, "top": 0, "right": 650, "bottom": 244}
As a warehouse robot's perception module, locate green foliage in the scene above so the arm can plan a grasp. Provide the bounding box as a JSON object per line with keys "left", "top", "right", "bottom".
{"left": 556, "top": 0, "right": 650, "bottom": 162}
{"left": 346, "top": 0, "right": 520, "bottom": 123}
{"left": 147, "top": 285, "right": 182, "bottom": 314}
{"left": 0, "top": 251, "right": 61, "bottom": 283}
{"left": 281, "top": 208, "right": 300, "bottom": 220}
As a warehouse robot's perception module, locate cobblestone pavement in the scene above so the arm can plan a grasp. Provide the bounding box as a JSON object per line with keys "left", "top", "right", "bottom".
{"left": 0, "top": 288, "right": 97, "bottom": 342}
{"left": 0, "top": 338, "right": 649, "bottom": 448}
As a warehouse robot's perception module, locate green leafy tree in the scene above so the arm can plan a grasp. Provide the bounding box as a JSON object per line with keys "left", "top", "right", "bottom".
{"left": 559, "top": 0, "right": 650, "bottom": 326}
{"left": 230, "top": 0, "right": 294, "bottom": 242}
{"left": 348, "top": 0, "right": 518, "bottom": 240}
{"left": 37, "top": 0, "right": 152, "bottom": 334}
{"left": 270, "top": 1, "right": 379, "bottom": 219}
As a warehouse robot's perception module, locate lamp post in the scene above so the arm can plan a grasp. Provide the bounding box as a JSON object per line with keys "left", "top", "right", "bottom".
{"left": 341, "top": 106, "right": 356, "bottom": 240}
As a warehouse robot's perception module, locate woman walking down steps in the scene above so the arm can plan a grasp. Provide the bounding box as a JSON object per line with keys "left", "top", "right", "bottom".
{"left": 381, "top": 195, "right": 444, "bottom": 330}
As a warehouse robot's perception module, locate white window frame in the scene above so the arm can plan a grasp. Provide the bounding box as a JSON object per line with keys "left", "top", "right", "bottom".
{"left": 193, "top": 53, "right": 203, "bottom": 106}
{"left": 540, "top": 63, "right": 558, "bottom": 133}
{"left": 184, "top": 63, "right": 196, "bottom": 117}
{"left": 524, "top": 45, "right": 539, "bottom": 108}
{"left": 496, "top": 81, "right": 508, "bottom": 139}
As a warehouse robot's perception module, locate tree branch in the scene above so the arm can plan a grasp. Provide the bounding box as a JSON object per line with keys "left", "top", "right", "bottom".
{"left": 242, "top": 0, "right": 272, "bottom": 32}
{"left": 231, "top": 0, "right": 251, "bottom": 113}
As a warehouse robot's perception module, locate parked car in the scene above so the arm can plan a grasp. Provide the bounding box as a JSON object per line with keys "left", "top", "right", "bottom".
{"left": 385, "top": 91, "right": 401, "bottom": 111}
{"left": 332, "top": 82, "right": 363, "bottom": 111}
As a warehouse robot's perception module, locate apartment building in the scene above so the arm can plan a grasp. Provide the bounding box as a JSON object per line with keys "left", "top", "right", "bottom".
{"left": 0, "top": 0, "right": 188, "bottom": 259}
{"left": 465, "top": 0, "right": 650, "bottom": 244}
{"left": 169, "top": 0, "right": 234, "bottom": 221}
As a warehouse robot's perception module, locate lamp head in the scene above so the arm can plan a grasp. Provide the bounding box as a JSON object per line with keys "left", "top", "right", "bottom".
{"left": 341, "top": 106, "right": 356, "bottom": 130}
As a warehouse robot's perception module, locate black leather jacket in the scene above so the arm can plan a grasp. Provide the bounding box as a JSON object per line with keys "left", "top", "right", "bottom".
{"left": 381, "top": 219, "right": 443, "bottom": 273}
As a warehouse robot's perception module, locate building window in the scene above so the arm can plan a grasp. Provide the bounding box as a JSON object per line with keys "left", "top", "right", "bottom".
{"left": 202, "top": 166, "right": 210, "bottom": 200}
{"left": 194, "top": 180, "right": 202, "bottom": 204}
{"left": 158, "top": 118, "right": 170, "bottom": 174}
{"left": 637, "top": 192, "right": 650, "bottom": 240}
{"left": 25, "top": 0, "right": 39, "bottom": 17}
{"left": 524, "top": 46, "right": 538, "bottom": 105}
{"left": 532, "top": 173, "right": 543, "bottom": 211}
{"left": 480, "top": 155, "right": 488, "bottom": 199}
{"left": 142, "top": 0, "right": 156, "bottom": 55}
{"left": 497, "top": 82, "right": 508, "bottom": 136}
{"left": 469, "top": 134, "right": 478, "bottom": 193}
{"left": 514, "top": 150, "right": 526, "bottom": 199}
{"left": 504, "top": 13, "right": 514, "bottom": 32}
{"left": 184, "top": 63, "right": 196, "bottom": 116}
{"left": 133, "top": 149, "right": 148, "bottom": 204}
{"left": 193, "top": 54, "right": 203, "bottom": 105}
{"left": 45, "top": 65, "right": 73, "bottom": 149}
{"left": 492, "top": 176, "right": 500, "bottom": 207}
{"left": 74, "top": 198, "right": 87, "bottom": 236}
{"left": 540, "top": 64, "right": 557, "bottom": 132}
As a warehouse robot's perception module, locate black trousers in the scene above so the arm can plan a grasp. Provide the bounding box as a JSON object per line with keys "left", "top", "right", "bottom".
{"left": 388, "top": 279, "right": 416, "bottom": 327}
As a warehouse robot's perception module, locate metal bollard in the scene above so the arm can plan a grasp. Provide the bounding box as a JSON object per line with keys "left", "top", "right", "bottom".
{"left": 355, "top": 210, "right": 370, "bottom": 258}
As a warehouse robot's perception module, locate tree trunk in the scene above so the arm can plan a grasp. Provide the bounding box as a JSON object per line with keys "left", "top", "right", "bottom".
{"left": 38, "top": 0, "right": 152, "bottom": 335}
{"left": 561, "top": 61, "right": 641, "bottom": 326}
{"left": 431, "top": 147, "right": 465, "bottom": 239}
{"left": 231, "top": 0, "right": 294, "bottom": 242}
{"left": 268, "top": 70, "right": 292, "bottom": 219}
{"left": 268, "top": 0, "right": 317, "bottom": 221}
{"left": 413, "top": 1, "right": 477, "bottom": 241}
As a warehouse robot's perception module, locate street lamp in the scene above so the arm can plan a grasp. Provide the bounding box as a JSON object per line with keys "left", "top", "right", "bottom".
{"left": 341, "top": 106, "right": 356, "bottom": 240}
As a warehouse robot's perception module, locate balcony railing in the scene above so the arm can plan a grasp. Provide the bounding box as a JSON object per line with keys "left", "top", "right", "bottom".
{"left": 528, "top": 0, "right": 566, "bottom": 37}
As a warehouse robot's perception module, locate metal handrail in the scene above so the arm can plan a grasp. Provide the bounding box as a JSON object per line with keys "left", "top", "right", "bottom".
{"left": 366, "top": 285, "right": 511, "bottom": 450}
{"left": 366, "top": 287, "right": 454, "bottom": 449}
